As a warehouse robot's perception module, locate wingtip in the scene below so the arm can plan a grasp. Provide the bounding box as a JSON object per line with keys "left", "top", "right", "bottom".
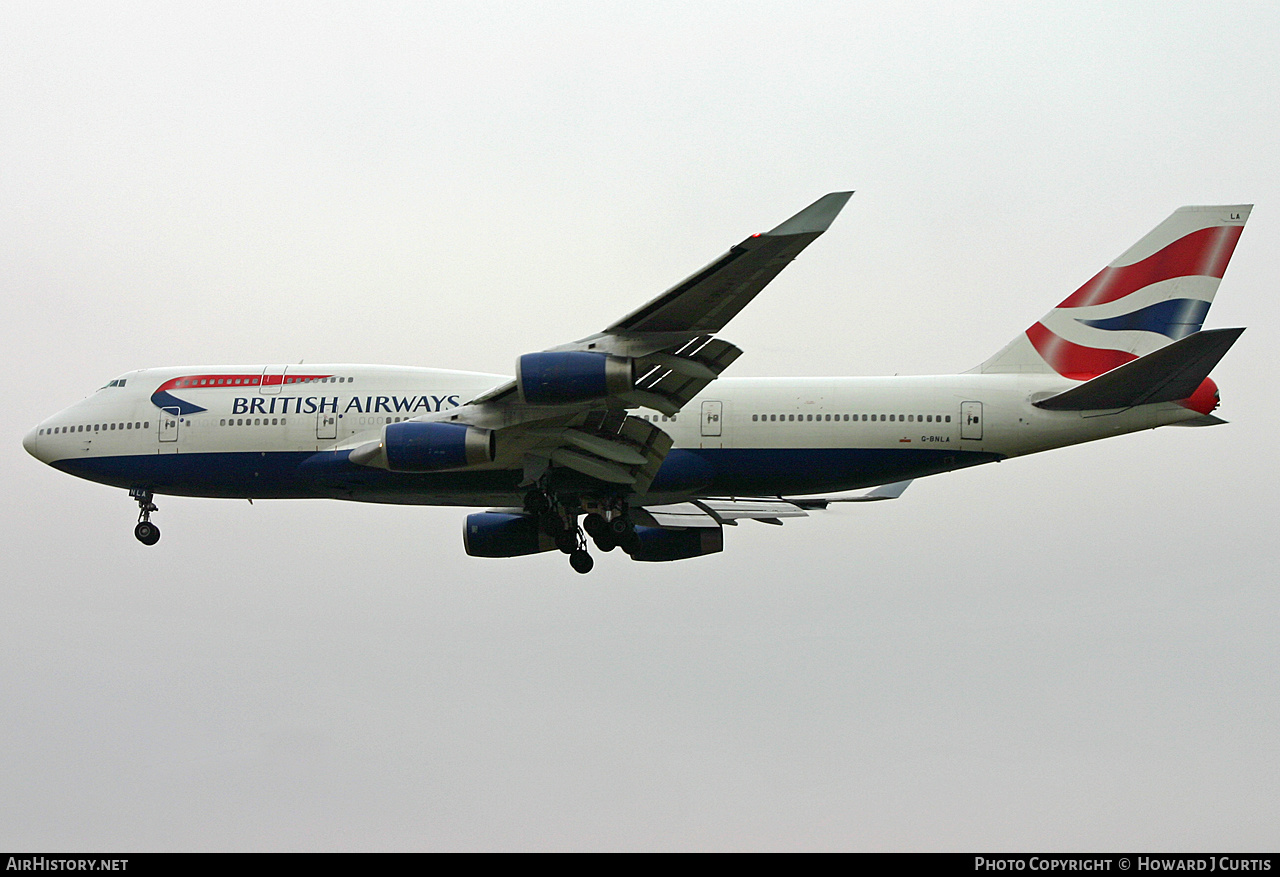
{"left": 765, "top": 191, "right": 854, "bottom": 236}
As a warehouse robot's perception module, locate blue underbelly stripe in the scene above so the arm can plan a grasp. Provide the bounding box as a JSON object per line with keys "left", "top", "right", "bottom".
{"left": 52, "top": 446, "right": 1002, "bottom": 501}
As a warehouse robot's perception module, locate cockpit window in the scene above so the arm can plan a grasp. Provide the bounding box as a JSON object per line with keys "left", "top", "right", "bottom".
{"left": 99, "top": 378, "right": 128, "bottom": 390}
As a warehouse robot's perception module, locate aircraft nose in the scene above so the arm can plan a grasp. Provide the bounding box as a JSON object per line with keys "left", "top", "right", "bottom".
{"left": 23, "top": 426, "right": 40, "bottom": 460}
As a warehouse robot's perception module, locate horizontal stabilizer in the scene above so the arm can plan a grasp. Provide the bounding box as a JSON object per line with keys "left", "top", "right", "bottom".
{"left": 804, "top": 479, "right": 915, "bottom": 505}
{"left": 1034, "top": 327, "right": 1244, "bottom": 411}
{"left": 1168, "top": 413, "right": 1229, "bottom": 427}
{"left": 844, "top": 479, "right": 914, "bottom": 502}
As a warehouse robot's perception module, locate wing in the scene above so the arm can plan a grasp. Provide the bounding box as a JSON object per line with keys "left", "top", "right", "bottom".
{"left": 470, "top": 190, "right": 853, "bottom": 410}
{"left": 637, "top": 481, "right": 916, "bottom": 527}
{"left": 348, "top": 193, "right": 853, "bottom": 492}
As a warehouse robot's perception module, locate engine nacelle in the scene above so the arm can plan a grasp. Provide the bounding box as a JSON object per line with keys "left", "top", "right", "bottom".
{"left": 627, "top": 525, "right": 724, "bottom": 562}
{"left": 349, "top": 421, "right": 494, "bottom": 472}
{"left": 516, "top": 351, "right": 634, "bottom": 405}
{"left": 463, "top": 512, "right": 556, "bottom": 558}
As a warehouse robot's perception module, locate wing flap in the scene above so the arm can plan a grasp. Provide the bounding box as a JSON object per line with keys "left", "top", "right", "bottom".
{"left": 637, "top": 497, "right": 812, "bottom": 530}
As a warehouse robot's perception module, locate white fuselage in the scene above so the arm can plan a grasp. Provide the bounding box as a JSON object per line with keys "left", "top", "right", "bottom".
{"left": 24, "top": 364, "right": 1203, "bottom": 506}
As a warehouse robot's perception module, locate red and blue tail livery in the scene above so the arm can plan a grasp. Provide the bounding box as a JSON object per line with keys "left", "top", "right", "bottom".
{"left": 24, "top": 195, "right": 1250, "bottom": 573}
{"left": 981, "top": 205, "right": 1248, "bottom": 380}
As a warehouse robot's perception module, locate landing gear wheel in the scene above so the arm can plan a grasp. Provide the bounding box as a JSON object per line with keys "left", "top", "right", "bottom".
{"left": 569, "top": 549, "right": 594, "bottom": 574}
{"left": 524, "top": 489, "right": 553, "bottom": 515}
{"left": 583, "top": 513, "right": 607, "bottom": 539}
{"left": 130, "top": 487, "right": 160, "bottom": 546}
{"left": 608, "top": 515, "right": 633, "bottom": 537}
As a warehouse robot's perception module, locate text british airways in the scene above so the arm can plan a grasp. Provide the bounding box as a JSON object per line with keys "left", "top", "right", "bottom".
{"left": 230, "top": 394, "right": 462, "bottom": 415}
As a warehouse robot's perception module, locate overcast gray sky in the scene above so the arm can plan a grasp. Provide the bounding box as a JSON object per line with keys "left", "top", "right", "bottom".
{"left": 3, "top": 1, "right": 1278, "bottom": 851}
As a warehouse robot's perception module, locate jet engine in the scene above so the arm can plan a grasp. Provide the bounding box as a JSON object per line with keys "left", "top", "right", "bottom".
{"left": 463, "top": 512, "right": 556, "bottom": 558}
{"left": 516, "top": 351, "right": 634, "bottom": 405}
{"left": 626, "top": 525, "right": 724, "bottom": 562}
{"left": 349, "top": 421, "right": 495, "bottom": 472}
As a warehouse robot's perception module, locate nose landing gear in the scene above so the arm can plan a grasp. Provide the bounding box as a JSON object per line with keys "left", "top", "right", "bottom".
{"left": 130, "top": 487, "right": 160, "bottom": 546}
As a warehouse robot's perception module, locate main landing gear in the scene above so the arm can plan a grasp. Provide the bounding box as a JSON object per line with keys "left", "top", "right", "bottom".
{"left": 524, "top": 489, "right": 638, "bottom": 574}
{"left": 130, "top": 487, "right": 160, "bottom": 546}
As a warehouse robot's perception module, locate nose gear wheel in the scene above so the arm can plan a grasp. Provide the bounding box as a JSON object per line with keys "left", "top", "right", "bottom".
{"left": 130, "top": 488, "right": 161, "bottom": 545}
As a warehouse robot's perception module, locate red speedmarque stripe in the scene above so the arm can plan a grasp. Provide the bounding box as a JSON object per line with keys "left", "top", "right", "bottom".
{"left": 1056, "top": 225, "right": 1242, "bottom": 309}
{"left": 1026, "top": 322, "right": 1137, "bottom": 380}
{"left": 154, "top": 373, "right": 334, "bottom": 392}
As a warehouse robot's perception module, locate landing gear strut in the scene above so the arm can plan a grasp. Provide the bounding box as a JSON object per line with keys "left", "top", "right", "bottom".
{"left": 523, "top": 487, "right": 637, "bottom": 574}
{"left": 525, "top": 489, "right": 599, "bottom": 574}
{"left": 549, "top": 514, "right": 594, "bottom": 575}
{"left": 130, "top": 487, "right": 160, "bottom": 546}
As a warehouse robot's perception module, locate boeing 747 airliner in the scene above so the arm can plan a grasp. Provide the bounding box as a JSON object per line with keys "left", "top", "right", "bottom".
{"left": 23, "top": 194, "right": 1249, "bottom": 572}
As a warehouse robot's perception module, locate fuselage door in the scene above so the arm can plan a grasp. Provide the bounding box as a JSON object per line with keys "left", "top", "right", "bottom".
{"left": 158, "top": 407, "right": 180, "bottom": 443}
{"left": 317, "top": 411, "right": 337, "bottom": 440}
{"left": 961, "top": 401, "right": 983, "bottom": 440}
{"left": 701, "top": 400, "right": 723, "bottom": 437}
{"left": 260, "top": 365, "right": 287, "bottom": 395}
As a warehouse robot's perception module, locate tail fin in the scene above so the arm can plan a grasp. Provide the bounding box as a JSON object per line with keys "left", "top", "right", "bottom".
{"left": 977, "top": 205, "right": 1251, "bottom": 378}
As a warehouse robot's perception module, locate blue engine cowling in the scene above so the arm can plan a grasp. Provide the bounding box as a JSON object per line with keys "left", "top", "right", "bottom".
{"left": 383, "top": 421, "right": 494, "bottom": 472}
{"left": 627, "top": 526, "right": 724, "bottom": 562}
{"left": 463, "top": 512, "right": 556, "bottom": 558}
{"left": 516, "top": 351, "right": 634, "bottom": 405}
